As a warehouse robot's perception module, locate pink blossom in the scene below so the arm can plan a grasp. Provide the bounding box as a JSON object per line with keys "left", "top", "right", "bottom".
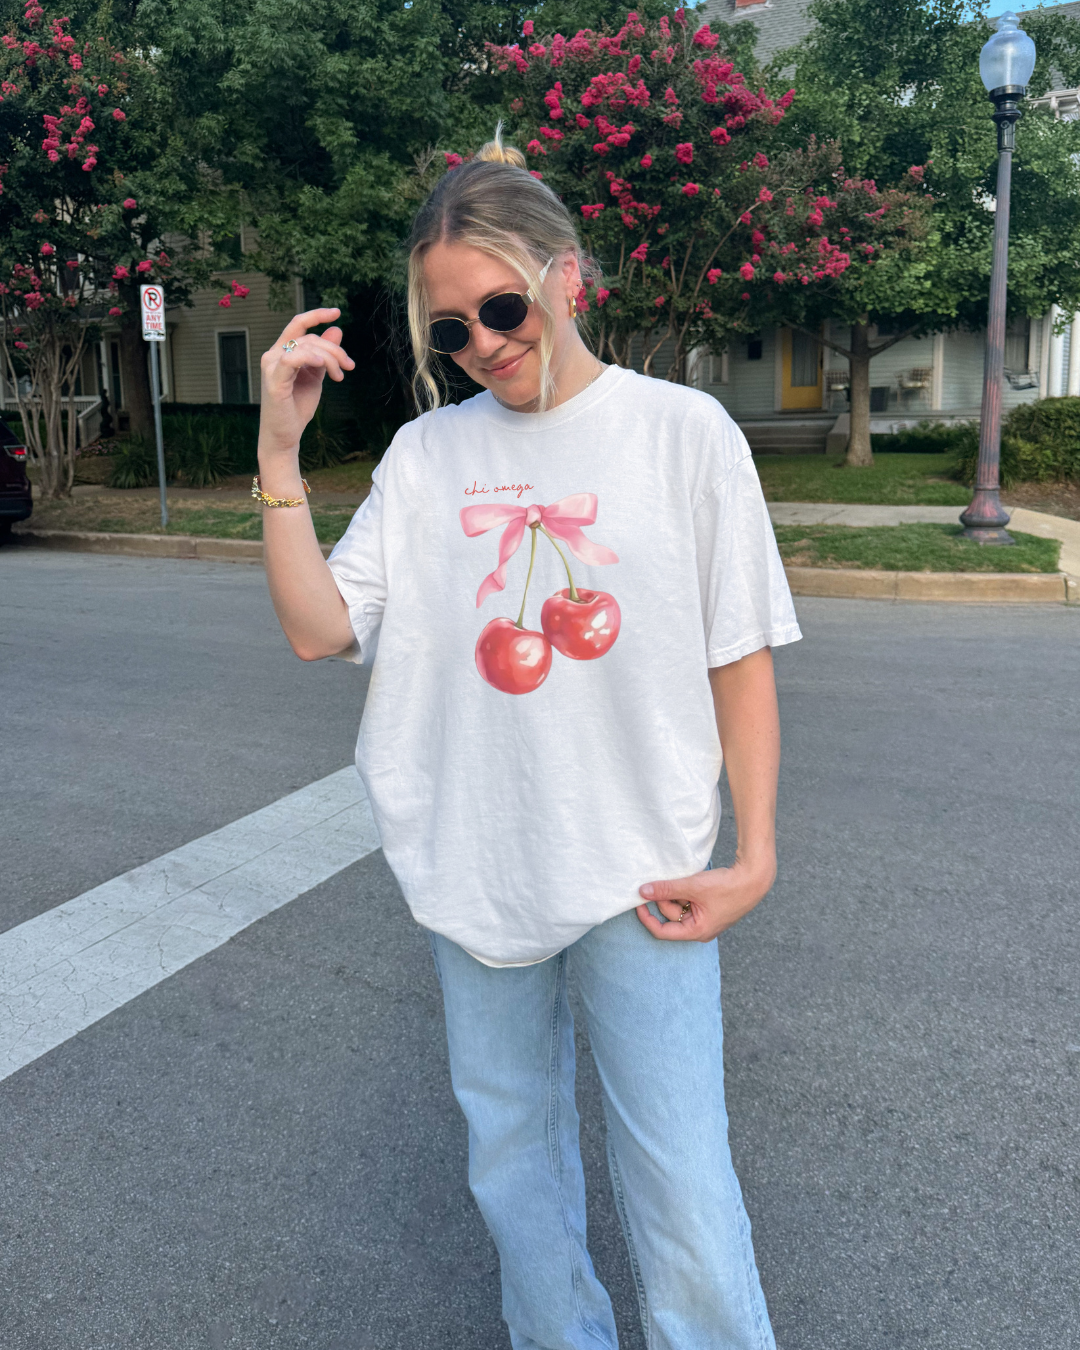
{"left": 682, "top": 182, "right": 700, "bottom": 196}
{"left": 97, "top": 83, "right": 108, "bottom": 96}
{"left": 654, "top": 296, "right": 666, "bottom": 307}
{"left": 112, "top": 108, "right": 125, "bottom": 121}
{"left": 758, "top": 188, "right": 773, "bottom": 203}
{"left": 753, "top": 153, "right": 769, "bottom": 169}
{"left": 522, "top": 19, "right": 534, "bottom": 35}
{"left": 25, "top": 292, "right": 44, "bottom": 309}
{"left": 752, "top": 230, "right": 765, "bottom": 247}
{"left": 112, "top": 265, "right": 129, "bottom": 279}
{"left": 707, "top": 268, "right": 722, "bottom": 283}
{"left": 231, "top": 280, "right": 250, "bottom": 298}
{"left": 739, "top": 262, "right": 755, "bottom": 280}
{"left": 807, "top": 208, "right": 823, "bottom": 226}
{"left": 909, "top": 164, "right": 925, "bottom": 182}
{"left": 40, "top": 242, "right": 54, "bottom": 256}
{"left": 710, "top": 126, "right": 730, "bottom": 146}
{"left": 66, "top": 259, "right": 79, "bottom": 269}
{"left": 596, "top": 288, "right": 610, "bottom": 305}
{"left": 529, "top": 170, "right": 543, "bottom": 179}
{"left": 739, "top": 211, "right": 752, "bottom": 225}
{"left": 575, "top": 114, "right": 591, "bottom": 130}
{"left": 527, "top": 139, "right": 545, "bottom": 156}
{"left": 773, "top": 271, "right": 786, "bottom": 284}
{"left": 444, "top": 152, "right": 463, "bottom": 169}
{"left": 218, "top": 295, "right": 231, "bottom": 308}
{"left": 592, "top": 143, "right": 609, "bottom": 155}
{"left": 68, "top": 52, "right": 81, "bottom": 69}
{"left": 46, "top": 150, "right": 60, "bottom": 163}
{"left": 81, "top": 158, "right": 96, "bottom": 171}
{"left": 529, "top": 43, "right": 546, "bottom": 56}
{"left": 640, "top": 153, "right": 652, "bottom": 168}
{"left": 108, "top": 306, "right": 121, "bottom": 317}
{"left": 158, "top": 252, "right": 171, "bottom": 266}
{"left": 14, "top": 341, "right": 27, "bottom": 350}
{"left": 692, "top": 24, "right": 719, "bottom": 49}
{"left": 136, "top": 260, "right": 152, "bottom": 273}
{"left": 122, "top": 196, "right": 137, "bottom": 209}
{"left": 629, "top": 242, "right": 648, "bottom": 262}
{"left": 581, "top": 204, "right": 605, "bottom": 220}
{"left": 675, "top": 142, "right": 693, "bottom": 165}
{"left": 741, "top": 291, "right": 750, "bottom": 300}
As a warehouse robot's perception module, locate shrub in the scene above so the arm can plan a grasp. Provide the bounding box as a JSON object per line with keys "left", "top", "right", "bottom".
{"left": 872, "top": 419, "right": 977, "bottom": 455}
{"left": 106, "top": 435, "right": 159, "bottom": 489}
{"left": 952, "top": 397, "right": 1080, "bottom": 486}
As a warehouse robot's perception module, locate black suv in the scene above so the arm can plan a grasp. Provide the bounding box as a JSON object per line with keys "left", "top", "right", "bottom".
{"left": 0, "top": 415, "right": 31, "bottom": 540}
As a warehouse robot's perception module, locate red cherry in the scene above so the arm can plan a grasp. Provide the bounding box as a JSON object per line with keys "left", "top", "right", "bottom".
{"left": 475, "top": 618, "right": 553, "bottom": 694}
{"left": 540, "top": 589, "right": 621, "bottom": 661}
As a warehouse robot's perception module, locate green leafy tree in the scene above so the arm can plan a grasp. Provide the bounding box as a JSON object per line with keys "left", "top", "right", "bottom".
{"left": 0, "top": 2, "right": 244, "bottom": 492}
{"left": 773, "top": 0, "right": 1080, "bottom": 462}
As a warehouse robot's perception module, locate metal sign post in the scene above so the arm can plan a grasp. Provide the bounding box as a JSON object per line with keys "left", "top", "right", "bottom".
{"left": 139, "top": 284, "right": 168, "bottom": 529}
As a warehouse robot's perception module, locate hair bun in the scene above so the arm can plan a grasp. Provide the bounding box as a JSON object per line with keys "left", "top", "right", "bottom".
{"left": 475, "top": 120, "right": 528, "bottom": 170}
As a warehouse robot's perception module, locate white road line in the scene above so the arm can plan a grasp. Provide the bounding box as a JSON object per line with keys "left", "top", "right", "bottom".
{"left": 0, "top": 767, "right": 379, "bottom": 1083}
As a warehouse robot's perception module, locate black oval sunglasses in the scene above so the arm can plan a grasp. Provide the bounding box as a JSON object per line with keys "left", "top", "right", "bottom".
{"left": 429, "top": 258, "right": 553, "bottom": 355}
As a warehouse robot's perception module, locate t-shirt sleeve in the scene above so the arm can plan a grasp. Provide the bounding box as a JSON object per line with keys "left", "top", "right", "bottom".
{"left": 694, "top": 446, "right": 802, "bottom": 667}
{"left": 325, "top": 466, "right": 387, "bottom": 665}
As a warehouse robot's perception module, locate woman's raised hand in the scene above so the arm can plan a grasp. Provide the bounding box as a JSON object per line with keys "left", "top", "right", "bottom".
{"left": 259, "top": 308, "right": 356, "bottom": 456}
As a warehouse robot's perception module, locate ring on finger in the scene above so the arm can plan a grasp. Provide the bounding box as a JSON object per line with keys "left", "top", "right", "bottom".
{"left": 677, "top": 901, "right": 692, "bottom": 921}
{"left": 282, "top": 338, "right": 299, "bottom": 353}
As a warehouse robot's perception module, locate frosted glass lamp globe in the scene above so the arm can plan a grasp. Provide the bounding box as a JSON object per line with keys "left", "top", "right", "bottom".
{"left": 980, "top": 12, "right": 1037, "bottom": 93}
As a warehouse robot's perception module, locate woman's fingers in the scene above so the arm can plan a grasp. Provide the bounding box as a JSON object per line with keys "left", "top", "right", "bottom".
{"left": 635, "top": 902, "right": 697, "bottom": 941}
{"left": 275, "top": 334, "right": 355, "bottom": 383}
{"left": 277, "top": 307, "right": 343, "bottom": 344}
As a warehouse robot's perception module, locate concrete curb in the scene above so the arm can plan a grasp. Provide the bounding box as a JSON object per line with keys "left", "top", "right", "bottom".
{"left": 9, "top": 529, "right": 334, "bottom": 562}
{"left": 8, "top": 527, "right": 1077, "bottom": 603}
{"left": 784, "top": 565, "right": 1078, "bottom": 604}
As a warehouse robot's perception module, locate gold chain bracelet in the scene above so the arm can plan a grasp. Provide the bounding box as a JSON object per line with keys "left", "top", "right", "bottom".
{"left": 251, "top": 475, "right": 311, "bottom": 508}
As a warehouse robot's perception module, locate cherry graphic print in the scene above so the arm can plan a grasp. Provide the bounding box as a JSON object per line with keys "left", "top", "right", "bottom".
{"left": 460, "top": 494, "right": 619, "bottom": 694}
{"left": 475, "top": 618, "right": 552, "bottom": 694}
{"left": 541, "top": 588, "right": 621, "bottom": 661}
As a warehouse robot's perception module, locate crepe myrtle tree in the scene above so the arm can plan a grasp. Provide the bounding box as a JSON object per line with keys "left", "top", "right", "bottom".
{"left": 744, "top": 150, "right": 940, "bottom": 467}
{"left": 0, "top": 2, "right": 244, "bottom": 490}
{"left": 470, "top": 9, "right": 803, "bottom": 377}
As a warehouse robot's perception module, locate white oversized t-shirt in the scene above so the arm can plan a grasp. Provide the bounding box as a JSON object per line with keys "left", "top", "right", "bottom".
{"left": 327, "top": 365, "right": 801, "bottom": 965}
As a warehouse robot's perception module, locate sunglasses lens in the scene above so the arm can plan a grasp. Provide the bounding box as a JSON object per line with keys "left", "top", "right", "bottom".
{"left": 478, "top": 292, "right": 529, "bottom": 333}
{"left": 430, "top": 318, "right": 470, "bottom": 354}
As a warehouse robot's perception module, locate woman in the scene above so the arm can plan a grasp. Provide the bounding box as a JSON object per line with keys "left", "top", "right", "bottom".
{"left": 255, "top": 129, "right": 800, "bottom": 1350}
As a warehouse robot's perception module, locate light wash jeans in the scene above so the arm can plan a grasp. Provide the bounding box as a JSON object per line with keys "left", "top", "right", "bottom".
{"left": 428, "top": 903, "right": 776, "bottom": 1350}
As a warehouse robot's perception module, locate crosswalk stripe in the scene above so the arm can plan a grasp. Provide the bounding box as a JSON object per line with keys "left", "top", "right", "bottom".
{"left": 0, "top": 767, "right": 379, "bottom": 1083}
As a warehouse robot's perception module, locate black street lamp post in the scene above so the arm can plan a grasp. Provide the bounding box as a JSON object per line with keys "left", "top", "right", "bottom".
{"left": 960, "top": 11, "right": 1037, "bottom": 545}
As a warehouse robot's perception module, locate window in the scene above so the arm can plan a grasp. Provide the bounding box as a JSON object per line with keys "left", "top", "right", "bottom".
{"left": 1004, "top": 315, "right": 1030, "bottom": 371}
{"left": 747, "top": 335, "right": 763, "bottom": 361}
{"left": 109, "top": 340, "right": 123, "bottom": 408}
{"left": 218, "top": 332, "right": 250, "bottom": 404}
{"left": 790, "top": 329, "right": 819, "bottom": 387}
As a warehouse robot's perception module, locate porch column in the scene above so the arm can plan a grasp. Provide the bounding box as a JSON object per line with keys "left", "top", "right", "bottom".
{"left": 1068, "top": 314, "right": 1080, "bottom": 397}
{"left": 1048, "top": 304, "right": 1065, "bottom": 397}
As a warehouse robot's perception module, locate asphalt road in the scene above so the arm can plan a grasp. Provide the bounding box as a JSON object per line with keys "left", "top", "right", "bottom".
{"left": 1, "top": 550, "right": 1078, "bottom": 1350}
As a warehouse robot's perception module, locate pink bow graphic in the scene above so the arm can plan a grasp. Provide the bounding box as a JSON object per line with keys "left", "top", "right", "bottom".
{"left": 460, "top": 493, "right": 618, "bottom": 607}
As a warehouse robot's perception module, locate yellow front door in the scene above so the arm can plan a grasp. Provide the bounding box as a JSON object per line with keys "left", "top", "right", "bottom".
{"left": 780, "top": 328, "right": 823, "bottom": 410}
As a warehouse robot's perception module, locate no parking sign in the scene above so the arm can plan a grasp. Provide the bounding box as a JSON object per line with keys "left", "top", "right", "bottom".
{"left": 140, "top": 284, "right": 165, "bottom": 341}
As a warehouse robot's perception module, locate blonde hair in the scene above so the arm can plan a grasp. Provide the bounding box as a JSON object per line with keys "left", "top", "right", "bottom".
{"left": 406, "top": 123, "right": 592, "bottom": 413}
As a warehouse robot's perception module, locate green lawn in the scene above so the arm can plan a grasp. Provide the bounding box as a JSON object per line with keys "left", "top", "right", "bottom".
{"left": 756, "top": 453, "right": 971, "bottom": 506}
{"left": 773, "top": 523, "right": 1060, "bottom": 573}
{"left": 24, "top": 496, "right": 358, "bottom": 545}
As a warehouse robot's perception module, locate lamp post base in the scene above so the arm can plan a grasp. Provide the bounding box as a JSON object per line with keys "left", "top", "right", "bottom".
{"left": 960, "top": 488, "right": 1015, "bottom": 544}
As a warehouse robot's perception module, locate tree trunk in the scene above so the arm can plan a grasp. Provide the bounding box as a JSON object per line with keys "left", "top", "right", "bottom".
{"left": 845, "top": 320, "right": 874, "bottom": 467}
{"left": 119, "top": 319, "right": 154, "bottom": 438}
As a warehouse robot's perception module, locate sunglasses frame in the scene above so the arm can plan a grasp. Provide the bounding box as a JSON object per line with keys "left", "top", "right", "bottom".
{"left": 428, "top": 257, "right": 554, "bottom": 355}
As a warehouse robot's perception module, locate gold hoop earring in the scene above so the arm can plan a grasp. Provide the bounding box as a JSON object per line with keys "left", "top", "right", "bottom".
{"left": 568, "top": 295, "right": 578, "bottom": 319}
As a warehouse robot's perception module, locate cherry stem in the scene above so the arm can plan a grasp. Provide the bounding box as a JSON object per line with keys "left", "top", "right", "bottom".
{"left": 515, "top": 524, "right": 539, "bottom": 628}
{"left": 538, "top": 525, "right": 581, "bottom": 602}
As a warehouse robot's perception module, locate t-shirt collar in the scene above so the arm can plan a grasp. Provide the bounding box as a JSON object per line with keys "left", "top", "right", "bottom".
{"left": 474, "top": 363, "right": 630, "bottom": 433}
